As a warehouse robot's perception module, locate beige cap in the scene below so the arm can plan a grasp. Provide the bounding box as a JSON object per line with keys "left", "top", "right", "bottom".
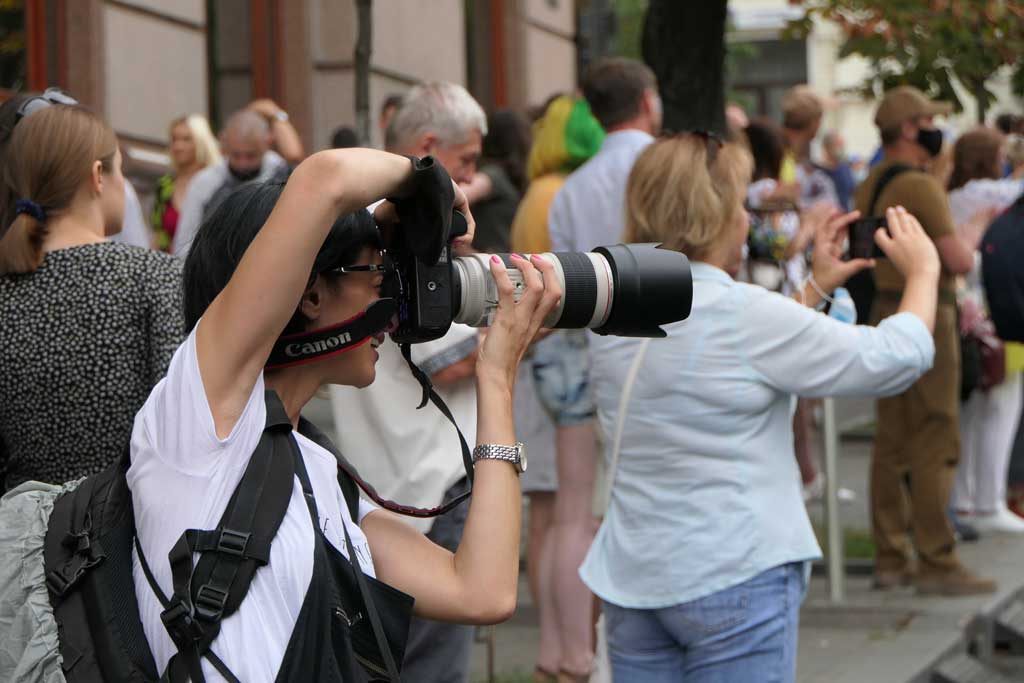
{"left": 875, "top": 86, "right": 952, "bottom": 131}
{"left": 782, "top": 85, "right": 824, "bottom": 130}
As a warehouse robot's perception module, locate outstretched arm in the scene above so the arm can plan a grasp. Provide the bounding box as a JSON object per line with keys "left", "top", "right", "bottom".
{"left": 195, "top": 149, "right": 415, "bottom": 438}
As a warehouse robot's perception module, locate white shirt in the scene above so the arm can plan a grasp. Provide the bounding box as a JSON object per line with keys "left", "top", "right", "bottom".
{"left": 548, "top": 129, "right": 654, "bottom": 252}
{"left": 171, "top": 152, "right": 288, "bottom": 256}
{"left": 329, "top": 325, "right": 479, "bottom": 533}
{"left": 579, "top": 262, "right": 935, "bottom": 608}
{"left": 129, "top": 327, "right": 377, "bottom": 683}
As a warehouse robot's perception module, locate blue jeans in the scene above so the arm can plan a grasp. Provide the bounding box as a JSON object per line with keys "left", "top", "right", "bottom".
{"left": 603, "top": 562, "right": 807, "bottom": 682}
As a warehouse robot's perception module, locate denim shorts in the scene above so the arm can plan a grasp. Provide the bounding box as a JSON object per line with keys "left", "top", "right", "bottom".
{"left": 529, "top": 329, "right": 596, "bottom": 426}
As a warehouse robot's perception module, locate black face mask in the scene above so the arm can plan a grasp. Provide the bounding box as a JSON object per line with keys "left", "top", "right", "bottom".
{"left": 916, "top": 127, "right": 944, "bottom": 158}
{"left": 228, "top": 165, "right": 261, "bottom": 183}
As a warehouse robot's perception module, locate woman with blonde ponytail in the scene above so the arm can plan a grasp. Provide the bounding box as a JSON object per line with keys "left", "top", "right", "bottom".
{"left": 0, "top": 103, "right": 184, "bottom": 489}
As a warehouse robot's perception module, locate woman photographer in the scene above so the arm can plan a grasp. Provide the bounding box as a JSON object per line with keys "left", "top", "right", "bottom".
{"left": 128, "top": 148, "right": 561, "bottom": 681}
{"left": 580, "top": 134, "right": 939, "bottom": 682}
{"left": 0, "top": 102, "right": 183, "bottom": 490}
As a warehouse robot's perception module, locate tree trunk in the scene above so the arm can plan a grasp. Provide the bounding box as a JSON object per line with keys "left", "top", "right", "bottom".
{"left": 641, "top": 0, "right": 728, "bottom": 135}
{"left": 354, "top": 0, "right": 373, "bottom": 145}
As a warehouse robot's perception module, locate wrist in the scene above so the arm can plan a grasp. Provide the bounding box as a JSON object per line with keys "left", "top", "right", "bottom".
{"left": 475, "top": 365, "right": 514, "bottom": 395}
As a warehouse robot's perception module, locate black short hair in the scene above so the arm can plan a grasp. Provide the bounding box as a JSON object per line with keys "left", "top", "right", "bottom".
{"left": 182, "top": 181, "right": 381, "bottom": 332}
{"left": 995, "top": 113, "right": 1021, "bottom": 135}
{"left": 582, "top": 57, "right": 656, "bottom": 130}
{"left": 331, "top": 126, "right": 360, "bottom": 148}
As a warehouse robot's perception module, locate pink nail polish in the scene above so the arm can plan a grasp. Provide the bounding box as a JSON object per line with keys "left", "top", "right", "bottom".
{"left": 491, "top": 255, "right": 500, "bottom": 264}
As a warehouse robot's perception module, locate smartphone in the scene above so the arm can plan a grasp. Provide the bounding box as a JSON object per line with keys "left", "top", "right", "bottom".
{"left": 848, "top": 217, "right": 888, "bottom": 259}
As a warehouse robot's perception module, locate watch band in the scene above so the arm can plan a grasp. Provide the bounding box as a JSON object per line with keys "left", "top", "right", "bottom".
{"left": 472, "top": 442, "right": 524, "bottom": 473}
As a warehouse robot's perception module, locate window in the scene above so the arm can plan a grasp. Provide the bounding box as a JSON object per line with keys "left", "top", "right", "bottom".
{"left": 0, "top": 0, "right": 63, "bottom": 98}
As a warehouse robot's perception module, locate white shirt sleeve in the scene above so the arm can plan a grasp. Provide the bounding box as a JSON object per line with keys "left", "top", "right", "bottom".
{"left": 737, "top": 286, "right": 935, "bottom": 398}
{"left": 171, "top": 167, "right": 220, "bottom": 257}
{"left": 136, "top": 326, "right": 266, "bottom": 475}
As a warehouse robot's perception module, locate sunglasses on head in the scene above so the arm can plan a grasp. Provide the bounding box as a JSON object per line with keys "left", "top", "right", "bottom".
{"left": 15, "top": 88, "right": 79, "bottom": 123}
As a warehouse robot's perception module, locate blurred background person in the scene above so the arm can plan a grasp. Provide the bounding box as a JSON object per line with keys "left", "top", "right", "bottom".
{"left": 779, "top": 85, "right": 839, "bottom": 208}
{"left": 821, "top": 130, "right": 857, "bottom": 211}
{"left": 378, "top": 92, "right": 404, "bottom": 147}
{"left": 171, "top": 99, "right": 303, "bottom": 255}
{"left": 583, "top": 133, "right": 938, "bottom": 681}
{"left": 948, "top": 126, "right": 1024, "bottom": 534}
{"left": 509, "top": 93, "right": 604, "bottom": 682}
{"left": 0, "top": 104, "right": 183, "bottom": 490}
{"left": 460, "top": 109, "right": 531, "bottom": 253}
{"left": 859, "top": 86, "right": 993, "bottom": 595}
{"left": 743, "top": 117, "right": 843, "bottom": 506}
{"left": 151, "top": 114, "right": 222, "bottom": 252}
{"left": 330, "top": 124, "right": 360, "bottom": 149}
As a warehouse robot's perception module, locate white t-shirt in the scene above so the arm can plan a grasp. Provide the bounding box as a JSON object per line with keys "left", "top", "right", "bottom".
{"left": 128, "top": 327, "right": 377, "bottom": 683}
{"left": 329, "top": 325, "right": 478, "bottom": 533}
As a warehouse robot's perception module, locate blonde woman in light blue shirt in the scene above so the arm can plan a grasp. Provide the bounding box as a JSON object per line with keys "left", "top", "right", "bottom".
{"left": 581, "top": 133, "right": 942, "bottom": 682}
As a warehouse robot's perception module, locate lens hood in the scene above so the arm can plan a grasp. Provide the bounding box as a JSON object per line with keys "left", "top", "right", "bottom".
{"left": 592, "top": 243, "right": 692, "bottom": 337}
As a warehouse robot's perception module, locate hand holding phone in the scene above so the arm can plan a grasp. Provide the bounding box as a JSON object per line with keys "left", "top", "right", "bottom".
{"left": 848, "top": 216, "right": 888, "bottom": 260}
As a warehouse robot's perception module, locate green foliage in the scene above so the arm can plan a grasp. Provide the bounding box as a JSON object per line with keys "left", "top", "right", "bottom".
{"left": 787, "top": 0, "right": 1024, "bottom": 122}
{"left": 612, "top": 0, "right": 648, "bottom": 59}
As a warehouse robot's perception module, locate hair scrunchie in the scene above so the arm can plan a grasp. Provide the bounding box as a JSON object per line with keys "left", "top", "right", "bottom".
{"left": 14, "top": 199, "right": 46, "bottom": 222}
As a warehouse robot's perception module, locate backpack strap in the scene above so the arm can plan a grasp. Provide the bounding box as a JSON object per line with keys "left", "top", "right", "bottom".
{"left": 288, "top": 433, "right": 401, "bottom": 683}
{"left": 868, "top": 163, "right": 913, "bottom": 216}
{"left": 140, "top": 391, "right": 296, "bottom": 683}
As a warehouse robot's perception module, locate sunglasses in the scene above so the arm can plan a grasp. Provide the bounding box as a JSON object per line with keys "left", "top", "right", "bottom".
{"left": 15, "top": 88, "right": 79, "bottom": 123}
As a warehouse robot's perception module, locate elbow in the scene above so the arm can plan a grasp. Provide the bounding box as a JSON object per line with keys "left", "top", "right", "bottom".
{"left": 469, "top": 590, "right": 517, "bottom": 625}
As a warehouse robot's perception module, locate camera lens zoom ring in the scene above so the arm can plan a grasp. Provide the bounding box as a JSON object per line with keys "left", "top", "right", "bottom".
{"left": 554, "top": 253, "right": 598, "bottom": 328}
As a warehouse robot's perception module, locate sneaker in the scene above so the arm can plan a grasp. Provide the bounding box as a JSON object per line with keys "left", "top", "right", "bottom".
{"left": 915, "top": 568, "right": 997, "bottom": 596}
{"left": 952, "top": 515, "right": 981, "bottom": 543}
{"left": 971, "top": 507, "right": 1024, "bottom": 534}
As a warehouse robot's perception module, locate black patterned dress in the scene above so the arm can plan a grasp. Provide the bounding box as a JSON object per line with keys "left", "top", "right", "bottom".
{"left": 0, "top": 243, "right": 184, "bottom": 488}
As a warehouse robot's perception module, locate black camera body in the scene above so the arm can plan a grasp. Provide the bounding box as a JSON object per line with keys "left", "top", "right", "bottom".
{"left": 386, "top": 212, "right": 468, "bottom": 345}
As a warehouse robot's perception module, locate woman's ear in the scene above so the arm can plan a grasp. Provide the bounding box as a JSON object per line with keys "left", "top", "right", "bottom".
{"left": 90, "top": 160, "right": 104, "bottom": 195}
{"left": 298, "top": 276, "right": 324, "bottom": 323}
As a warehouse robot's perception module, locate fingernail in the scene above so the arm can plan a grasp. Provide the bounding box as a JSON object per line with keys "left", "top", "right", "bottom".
{"left": 511, "top": 253, "right": 524, "bottom": 260}
{"left": 530, "top": 254, "right": 542, "bottom": 262}
{"left": 491, "top": 255, "right": 500, "bottom": 264}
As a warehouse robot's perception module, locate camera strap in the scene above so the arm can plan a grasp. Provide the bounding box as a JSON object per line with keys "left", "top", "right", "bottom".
{"left": 265, "top": 299, "right": 397, "bottom": 370}
{"left": 334, "top": 342, "right": 474, "bottom": 518}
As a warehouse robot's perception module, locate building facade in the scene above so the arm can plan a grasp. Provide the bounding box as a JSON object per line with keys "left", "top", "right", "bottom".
{"left": 2, "top": 0, "right": 577, "bottom": 188}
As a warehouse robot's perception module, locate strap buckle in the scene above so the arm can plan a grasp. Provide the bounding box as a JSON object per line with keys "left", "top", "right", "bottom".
{"left": 161, "top": 600, "right": 204, "bottom": 645}
{"left": 194, "top": 583, "right": 230, "bottom": 622}
{"left": 216, "top": 528, "right": 251, "bottom": 558}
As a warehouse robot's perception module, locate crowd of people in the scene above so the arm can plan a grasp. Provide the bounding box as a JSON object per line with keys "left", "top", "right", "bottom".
{"left": 0, "top": 54, "right": 1023, "bottom": 683}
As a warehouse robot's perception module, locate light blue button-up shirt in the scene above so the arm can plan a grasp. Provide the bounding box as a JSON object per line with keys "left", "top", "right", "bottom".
{"left": 580, "top": 263, "right": 936, "bottom": 608}
{"left": 548, "top": 129, "right": 654, "bottom": 252}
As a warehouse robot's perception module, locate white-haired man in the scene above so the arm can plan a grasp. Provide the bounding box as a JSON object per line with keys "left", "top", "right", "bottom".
{"left": 330, "top": 82, "right": 487, "bottom": 683}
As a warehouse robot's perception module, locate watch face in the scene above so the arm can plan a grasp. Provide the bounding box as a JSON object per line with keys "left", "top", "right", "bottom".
{"left": 518, "top": 443, "right": 527, "bottom": 473}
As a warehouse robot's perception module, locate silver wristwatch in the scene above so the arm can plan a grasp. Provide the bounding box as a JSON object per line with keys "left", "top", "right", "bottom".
{"left": 472, "top": 442, "right": 527, "bottom": 474}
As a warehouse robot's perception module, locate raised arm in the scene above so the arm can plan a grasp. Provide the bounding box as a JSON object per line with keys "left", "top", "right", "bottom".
{"left": 196, "top": 149, "right": 415, "bottom": 438}
{"left": 363, "top": 254, "right": 562, "bottom": 624}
